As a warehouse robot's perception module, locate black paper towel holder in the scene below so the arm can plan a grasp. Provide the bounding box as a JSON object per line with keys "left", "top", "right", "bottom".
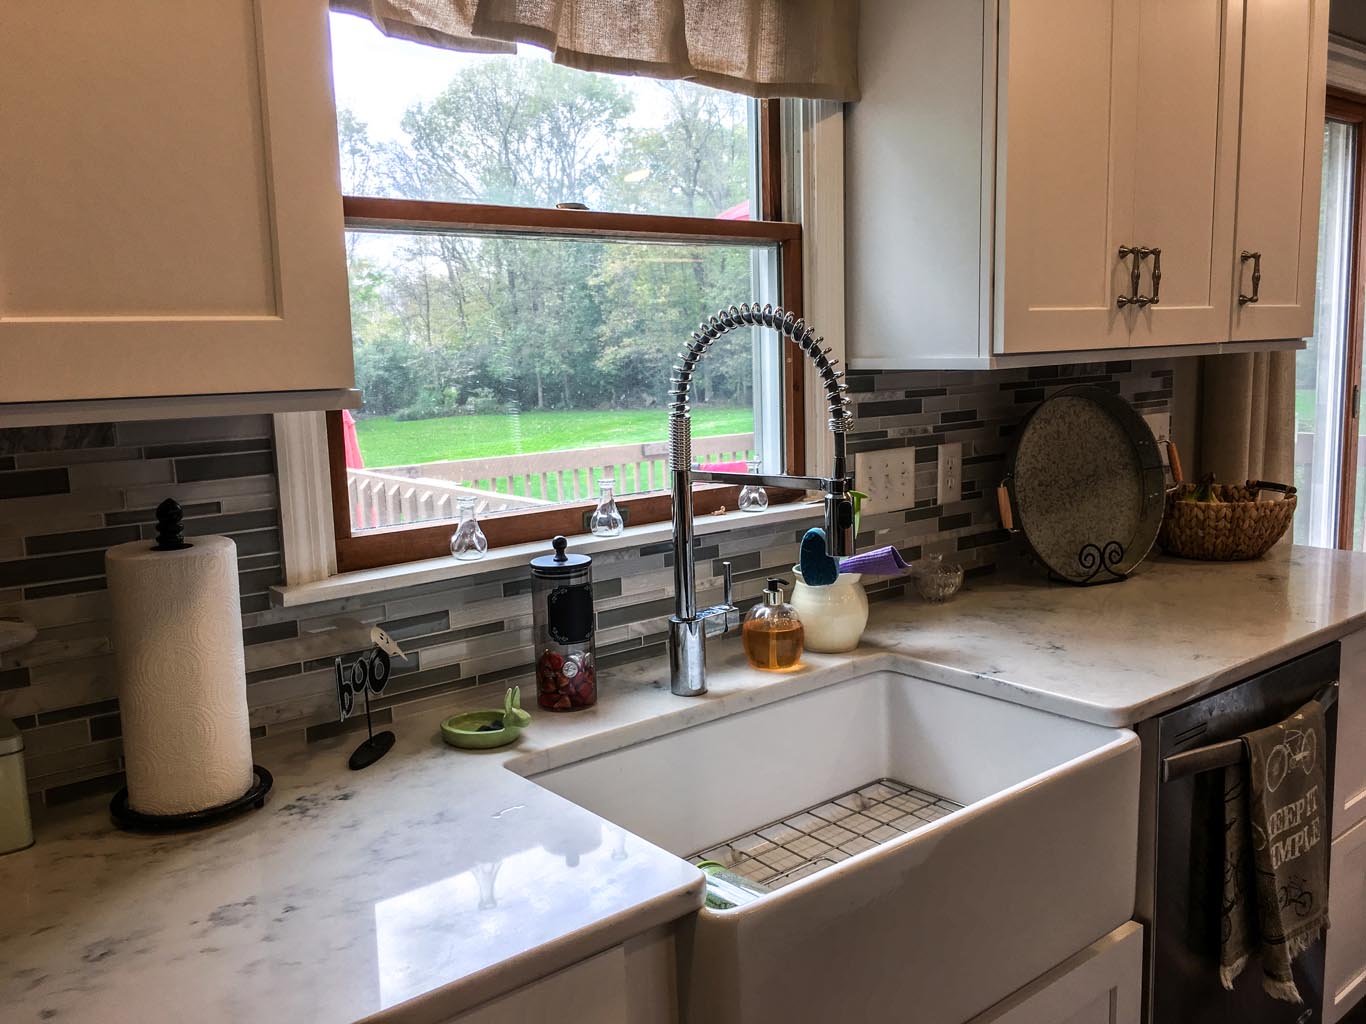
{"left": 108, "top": 496, "right": 274, "bottom": 833}
{"left": 151, "top": 497, "right": 193, "bottom": 551}
{"left": 110, "top": 766, "right": 273, "bottom": 833}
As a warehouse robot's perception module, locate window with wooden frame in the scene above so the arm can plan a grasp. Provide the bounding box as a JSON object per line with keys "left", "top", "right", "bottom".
{"left": 323, "top": 12, "right": 806, "bottom": 573}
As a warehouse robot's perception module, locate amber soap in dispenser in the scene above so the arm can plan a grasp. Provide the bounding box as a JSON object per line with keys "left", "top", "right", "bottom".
{"left": 742, "top": 577, "right": 804, "bottom": 671}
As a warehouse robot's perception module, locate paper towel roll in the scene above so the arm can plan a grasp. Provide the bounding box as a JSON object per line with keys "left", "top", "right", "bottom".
{"left": 106, "top": 535, "right": 255, "bottom": 815}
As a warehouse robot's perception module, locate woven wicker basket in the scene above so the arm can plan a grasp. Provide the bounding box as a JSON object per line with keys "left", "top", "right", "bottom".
{"left": 1158, "top": 480, "right": 1297, "bottom": 561}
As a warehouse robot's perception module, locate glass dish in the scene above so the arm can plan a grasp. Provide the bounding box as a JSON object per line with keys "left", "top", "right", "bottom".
{"left": 913, "top": 553, "right": 964, "bottom": 603}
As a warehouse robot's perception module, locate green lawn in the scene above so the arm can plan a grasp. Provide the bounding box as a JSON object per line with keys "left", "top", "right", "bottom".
{"left": 1296, "top": 387, "right": 1315, "bottom": 432}
{"left": 356, "top": 406, "right": 755, "bottom": 467}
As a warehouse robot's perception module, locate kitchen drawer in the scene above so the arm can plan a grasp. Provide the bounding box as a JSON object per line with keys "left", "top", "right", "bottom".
{"left": 1326, "top": 816, "right": 1366, "bottom": 1024}
{"left": 442, "top": 926, "right": 676, "bottom": 1024}
{"left": 968, "top": 921, "right": 1142, "bottom": 1024}
{"left": 444, "top": 946, "right": 629, "bottom": 1024}
{"left": 1336, "top": 630, "right": 1366, "bottom": 840}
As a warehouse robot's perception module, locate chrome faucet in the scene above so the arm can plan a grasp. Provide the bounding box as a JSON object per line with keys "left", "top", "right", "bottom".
{"left": 668, "top": 303, "right": 855, "bottom": 697}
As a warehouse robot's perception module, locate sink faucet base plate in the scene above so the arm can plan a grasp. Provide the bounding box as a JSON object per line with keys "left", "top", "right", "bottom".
{"left": 669, "top": 616, "right": 708, "bottom": 697}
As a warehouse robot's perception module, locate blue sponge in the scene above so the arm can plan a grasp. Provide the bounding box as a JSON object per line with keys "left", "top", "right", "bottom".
{"left": 799, "top": 528, "right": 839, "bottom": 586}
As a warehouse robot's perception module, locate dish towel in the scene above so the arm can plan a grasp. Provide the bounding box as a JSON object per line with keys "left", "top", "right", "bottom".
{"left": 838, "top": 546, "right": 911, "bottom": 577}
{"left": 1220, "top": 698, "right": 1330, "bottom": 1002}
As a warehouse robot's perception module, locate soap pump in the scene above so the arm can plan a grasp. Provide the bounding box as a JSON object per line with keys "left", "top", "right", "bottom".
{"left": 741, "top": 577, "right": 804, "bottom": 671}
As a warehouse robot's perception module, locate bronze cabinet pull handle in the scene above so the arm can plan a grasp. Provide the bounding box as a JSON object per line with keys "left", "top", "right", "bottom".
{"left": 1239, "top": 250, "right": 1262, "bottom": 305}
{"left": 1118, "top": 246, "right": 1143, "bottom": 307}
{"left": 1140, "top": 246, "right": 1161, "bottom": 306}
{"left": 1118, "top": 246, "right": 1160, "bottom": 307}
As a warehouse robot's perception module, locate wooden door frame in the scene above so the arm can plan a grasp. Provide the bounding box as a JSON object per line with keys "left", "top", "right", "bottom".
{"left": 1328, "top": 90, "right": 1366, "bottom": 548}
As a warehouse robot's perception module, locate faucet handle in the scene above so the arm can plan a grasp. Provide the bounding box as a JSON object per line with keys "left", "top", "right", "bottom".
{"left": 721, "top": 560, "right": 741, "bottom": 634}
{"left": 700, "top": 561, "right": 740, "bottom": 639}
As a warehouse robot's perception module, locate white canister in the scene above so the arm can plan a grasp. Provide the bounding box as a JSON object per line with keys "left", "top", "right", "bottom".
{"left": 0, "top": 718, "right": 34, "bottom": 854}
{"left": 789, "top": 569, "right": 870, "bottom": 653}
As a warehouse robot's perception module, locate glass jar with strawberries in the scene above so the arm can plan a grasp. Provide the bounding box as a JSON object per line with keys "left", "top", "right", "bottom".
{"left": 530, "top": 536, "right": 598, "bottom": 710}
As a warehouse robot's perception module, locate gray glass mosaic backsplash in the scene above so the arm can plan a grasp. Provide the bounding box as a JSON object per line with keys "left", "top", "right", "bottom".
{"left": 0, "top": 362, "right": 1172, "bottom": 810}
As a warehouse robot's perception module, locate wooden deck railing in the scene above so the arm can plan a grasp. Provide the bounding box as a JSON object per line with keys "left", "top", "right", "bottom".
{"left": 347, "top": 469, "right": 550, "bottom": 532}
{"left": 348, "top": 432, "right": 755, "bottom": 531}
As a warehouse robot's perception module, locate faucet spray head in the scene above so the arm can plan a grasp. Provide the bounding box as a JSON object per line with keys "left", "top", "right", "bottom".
{"left": 667, "top": 302, "right": 853, "bottom": 462}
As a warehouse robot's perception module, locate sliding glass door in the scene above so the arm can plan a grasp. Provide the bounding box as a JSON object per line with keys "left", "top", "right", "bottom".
{"left": 1298, "top": 96, "right": 1366, "bottom": 547}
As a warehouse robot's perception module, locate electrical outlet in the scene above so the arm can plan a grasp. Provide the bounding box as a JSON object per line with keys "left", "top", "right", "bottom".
{"left": 854, "top": 448, "right": 918, "bottom": 515}
{"left": 937, "top": 442, "right": 962, "bottom": 506}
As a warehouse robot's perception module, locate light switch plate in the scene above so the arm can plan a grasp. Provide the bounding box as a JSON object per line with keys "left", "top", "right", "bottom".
{"left": 937, "top": 442, "right": 962, "bottom": 506}
{"left": 854, "top": 448, "right": 918, "bottom": 514}
{"left": 1142, "top": 411, "right": 1170, "bottom": 441}
{"left": 1142, "top": 412, "right": 1171, "bottom": 466}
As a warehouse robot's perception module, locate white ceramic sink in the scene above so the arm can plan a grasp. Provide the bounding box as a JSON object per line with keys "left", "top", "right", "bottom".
{"left": 528, "top": 671, "right": 1140, "bottom": 1024}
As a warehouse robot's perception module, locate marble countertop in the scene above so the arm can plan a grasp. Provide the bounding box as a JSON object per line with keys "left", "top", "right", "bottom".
{"left": 7, "top": 544, "right": 1366, "bottom": 1024}
{"left": 860, "top": 544, "right": 1366, "bottom": 725}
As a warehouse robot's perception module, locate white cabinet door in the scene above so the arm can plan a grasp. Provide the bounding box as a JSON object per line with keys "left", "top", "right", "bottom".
{"left": 844, "top": 0, "right": 994, "bottom": 369}
{"left": 1336, "top": 630, "right": 1366, "bottom": 840}
{"left": 1229, "top": 0, "right": 1329, "bottom": 342}
{"left": 0, "top": 0, "right": 353, "bottom": 402}
{"left": 995, "top": 0, "right": 1139, "bottom": 355}
{"left": 446, "top": 947, "right": 631, "bottom": 1024}
{"left": 1129, "top": 0, "right": 1241, "bottom": 348}
{"left": 442, "top": 929, "right": 677, "bottom": 1024}
{"left": 969, "top": 921, "right": 1142, "bottom": 1024}
{"left": 1325, "top": 816, "right": 1366, "bottom": 1023}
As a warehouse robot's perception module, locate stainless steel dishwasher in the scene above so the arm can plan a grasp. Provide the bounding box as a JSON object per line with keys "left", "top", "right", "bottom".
{"left": 1136, "top": 642, "right": 1340, "bottom": 1023}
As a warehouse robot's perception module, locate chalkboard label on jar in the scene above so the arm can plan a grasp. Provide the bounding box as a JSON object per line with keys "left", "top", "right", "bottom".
{"left": 547, "top": 584, "right": 594, "bottom": 644}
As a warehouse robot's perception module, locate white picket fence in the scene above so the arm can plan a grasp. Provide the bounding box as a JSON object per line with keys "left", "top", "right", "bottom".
{"left": 348, "top": 432, "right": 755, "bottom": 531}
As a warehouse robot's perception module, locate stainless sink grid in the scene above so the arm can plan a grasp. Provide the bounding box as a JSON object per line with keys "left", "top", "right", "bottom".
{"left": 692, "top": 778, "right": 964, "bottom": 891}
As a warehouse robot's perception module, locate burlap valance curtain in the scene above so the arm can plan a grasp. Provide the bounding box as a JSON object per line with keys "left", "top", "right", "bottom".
{"left": 331, "top": 0, "right": 860, "bottom": 100}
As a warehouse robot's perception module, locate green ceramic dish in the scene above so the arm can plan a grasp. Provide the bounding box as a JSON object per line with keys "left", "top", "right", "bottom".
{"left": 441, "top": 687, "right": 532, "bottom": 750}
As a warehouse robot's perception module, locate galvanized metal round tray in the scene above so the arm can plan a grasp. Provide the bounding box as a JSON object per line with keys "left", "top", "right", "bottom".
{"left": 1002, "top": 386, "right": 1165, "bottom": 584}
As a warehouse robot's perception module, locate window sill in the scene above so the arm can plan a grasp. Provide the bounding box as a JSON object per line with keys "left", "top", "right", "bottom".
{"left": 271, "top": 501, "right": 823, "bottom": 608}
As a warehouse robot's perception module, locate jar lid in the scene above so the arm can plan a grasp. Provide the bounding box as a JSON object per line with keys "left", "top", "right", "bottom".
{"left": 530, "top": 535, "right": 591, "bottom": 577}
{"left": 0, "top": 717, "right": 22, "bottom": 755}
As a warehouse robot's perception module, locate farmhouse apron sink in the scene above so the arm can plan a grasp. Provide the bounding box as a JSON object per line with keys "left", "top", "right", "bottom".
{"left": 526, "top": 671, "right": 1140, "bottom": 1024}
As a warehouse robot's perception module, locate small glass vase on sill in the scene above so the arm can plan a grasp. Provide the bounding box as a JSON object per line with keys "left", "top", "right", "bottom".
{"left": 738, "top": 455, "right": 768, "bottom": 513}
{"left": 450, "top": 496, "right": 489, "bottom": 561}
{"left": 590, "top": 478, "right": 625, "bottom": 537}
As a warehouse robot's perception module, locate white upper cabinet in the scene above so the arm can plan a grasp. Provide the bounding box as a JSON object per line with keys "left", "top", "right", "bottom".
{"left": 844, "top": 0, "right": 993, "bottom": 370}
{"left": 846, "top": 0, "right": 1328, "bottom": 368}
{"left": 1128, "top": 0, "right": 1242, "bottom": 349}
{"left": 0, "top": 0, "right": 354, "bottom": 403}
{"left": 994, "top": 0, "right": 1138, "bottom": 354}
{"left": 1230, "top": 0, "right": 1330, "bottom": 342}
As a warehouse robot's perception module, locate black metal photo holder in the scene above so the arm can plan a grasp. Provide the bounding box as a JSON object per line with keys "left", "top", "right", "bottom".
{"left": 336, "top": 646, "right": 396, "bottom": 771}
{"left": 1047, "top": 539, "right": 1131, "bottom": 586}
{"left": 350, "top": 681, "right": 394, "bottom": 770}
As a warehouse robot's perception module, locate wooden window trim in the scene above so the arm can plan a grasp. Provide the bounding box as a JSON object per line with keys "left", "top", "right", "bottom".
{"left": 329, "top": 100, "right": 805, "bottom": 573}
{"left": 1328, "top": 90, "right": 1366, "bottom": 548}
{"left": 341, "top": 197, "right": 801, "bottom": 243}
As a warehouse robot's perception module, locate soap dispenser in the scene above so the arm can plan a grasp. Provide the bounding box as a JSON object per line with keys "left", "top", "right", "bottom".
{"left": 741, "top": 577, "right": 804, "bottom": 671}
